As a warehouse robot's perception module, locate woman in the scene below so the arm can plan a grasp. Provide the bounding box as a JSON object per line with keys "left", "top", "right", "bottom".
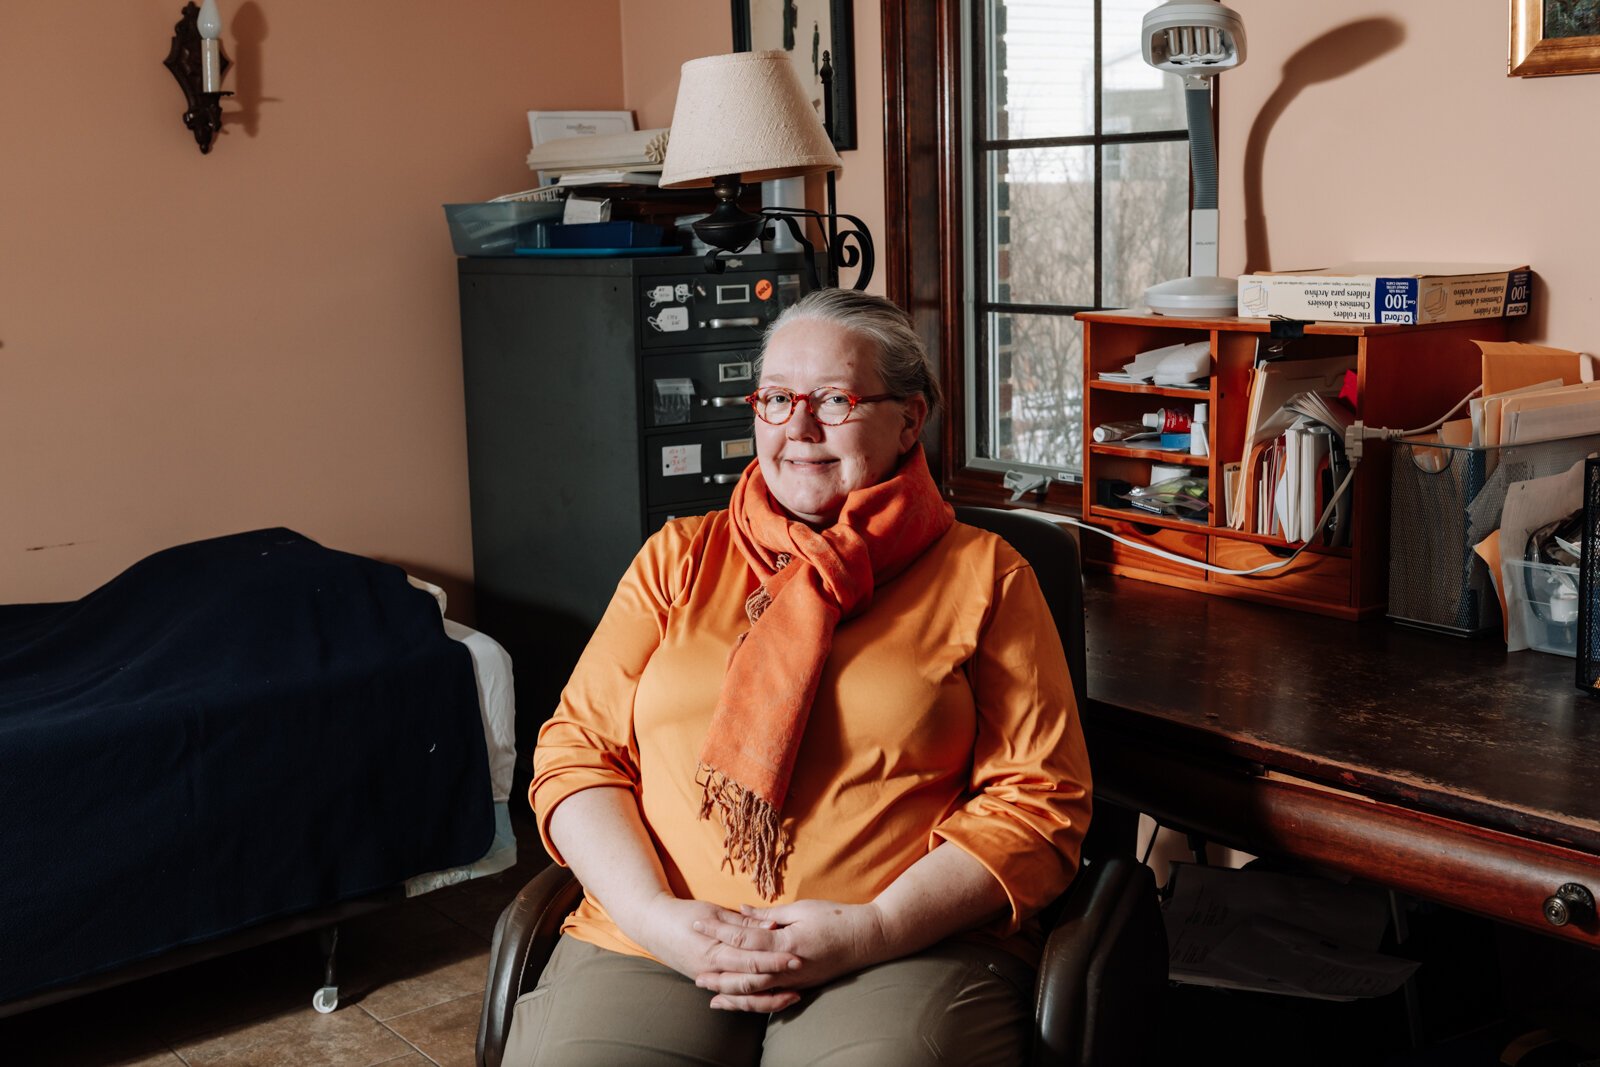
{"left": 511, "top": 288, "right": 1091, "bottom": 1066}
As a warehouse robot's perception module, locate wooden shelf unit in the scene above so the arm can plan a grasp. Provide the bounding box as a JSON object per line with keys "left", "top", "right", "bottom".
{"left": 1076, "top": 310, "right": 1509, "bottom": 619}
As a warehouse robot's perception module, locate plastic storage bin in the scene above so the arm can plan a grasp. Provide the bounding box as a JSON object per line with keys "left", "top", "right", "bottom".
{"left": 443, "top": 202, "right": 562, "bottom": 257}
{"left": 1505, "top": 560, "right": 1580, "bottom": 657}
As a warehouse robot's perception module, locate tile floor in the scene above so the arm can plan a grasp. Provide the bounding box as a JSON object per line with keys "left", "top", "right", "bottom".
{"left": 0, "top": 816, "right": 550, "bottom": 1067}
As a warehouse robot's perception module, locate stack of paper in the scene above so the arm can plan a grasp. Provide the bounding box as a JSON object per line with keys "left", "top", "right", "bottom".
{"left": 1164, "top": 863, "right": 1418, "bottom": 1001}
{"left": 526, "top": 128, "right": 670, "bottom": 186}
{"left": 1098, "top": 341, "right": 1210, "bottom": 386}
{"left": 1230, "top": 351, "right": 1356, "bottom": 537}
{"left": 1474, "top": 341, "right": 1597, "bottom": 447}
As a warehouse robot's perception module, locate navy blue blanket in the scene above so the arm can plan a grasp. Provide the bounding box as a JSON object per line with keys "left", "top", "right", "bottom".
{"left": 0, "top": 529, "right": 492, "bottom": 1003}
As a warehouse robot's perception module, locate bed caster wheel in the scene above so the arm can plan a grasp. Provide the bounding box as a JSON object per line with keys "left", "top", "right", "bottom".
{"left": 312, "top": 985, "right": 339, "bottom": 1013}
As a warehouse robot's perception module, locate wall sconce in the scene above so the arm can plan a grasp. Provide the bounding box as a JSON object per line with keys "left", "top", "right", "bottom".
{"left": 163, "top": 0, "right": 232, "bottom": 154}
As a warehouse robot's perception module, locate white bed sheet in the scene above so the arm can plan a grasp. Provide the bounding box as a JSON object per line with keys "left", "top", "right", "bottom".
{"left": 402, "top": 617, "right": 521, "bottom": 896}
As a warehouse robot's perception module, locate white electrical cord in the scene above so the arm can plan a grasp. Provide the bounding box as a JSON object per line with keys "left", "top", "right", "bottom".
{"left": 1062, "top": 465, "right": 1355, "bottom": 576}
{"left": 1061, "top": 384, "right": 1483, "bottom": 578}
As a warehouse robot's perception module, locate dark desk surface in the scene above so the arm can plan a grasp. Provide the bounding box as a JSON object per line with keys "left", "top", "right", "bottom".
{"left": 1082, "top": 574, "right": 1600, "bottom": 858}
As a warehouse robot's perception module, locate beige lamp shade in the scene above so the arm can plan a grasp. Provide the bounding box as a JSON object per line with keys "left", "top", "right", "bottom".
{"left": 659, "top": 50, "right": 843, "bottom": 189}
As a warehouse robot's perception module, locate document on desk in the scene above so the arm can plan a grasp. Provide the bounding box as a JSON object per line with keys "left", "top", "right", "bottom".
{"left": 1499, "top": 381, "right": 1600, "bottom": 446}
{"left": 1164, "top": 863, "right": 1418, "bottom": 1001}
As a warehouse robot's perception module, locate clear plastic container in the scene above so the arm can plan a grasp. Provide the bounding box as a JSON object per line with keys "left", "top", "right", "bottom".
{"left": 443, "top": 202, "right": 563, "bottom": 256}
{"left": 1505, "top": 559, "right": 1580, "bottom": 657}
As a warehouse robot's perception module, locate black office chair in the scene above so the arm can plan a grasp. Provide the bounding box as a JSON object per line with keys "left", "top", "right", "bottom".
{"left": 477, "top": 506, "right": 1168, "bottom": 1067}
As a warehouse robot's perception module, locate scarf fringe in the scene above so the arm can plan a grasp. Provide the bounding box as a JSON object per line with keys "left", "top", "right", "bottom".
{"left": 697, "top": 764, "right": 789, "bottom": 901}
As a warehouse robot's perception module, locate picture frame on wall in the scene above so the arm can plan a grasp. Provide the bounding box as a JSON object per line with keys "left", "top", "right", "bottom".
{"left": 731, "top": 0, "right": 856, "bottom": 150}
{"left": 1510, "top": 0, "right": 1600, "bottom": 77}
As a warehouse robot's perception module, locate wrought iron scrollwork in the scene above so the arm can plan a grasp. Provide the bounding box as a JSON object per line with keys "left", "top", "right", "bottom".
{"left": 162, "top": 2, "right": 233, "bottom": 154}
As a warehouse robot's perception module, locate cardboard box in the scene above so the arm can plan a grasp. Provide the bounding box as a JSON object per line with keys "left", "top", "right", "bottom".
{"left": 1237, "top": 262, "right": 1531, "bottom": 325}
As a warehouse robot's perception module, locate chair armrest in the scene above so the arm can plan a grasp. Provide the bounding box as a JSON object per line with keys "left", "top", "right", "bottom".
{"left": 476, "top": 863, "right": 584, "bottom": 1067}
{"left": 1033, "top": 854, "right": 1168, "bottom": 1067}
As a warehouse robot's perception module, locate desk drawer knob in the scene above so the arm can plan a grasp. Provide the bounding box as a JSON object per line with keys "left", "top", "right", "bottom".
{"left": 1542, "top": 883, "right": 1595, "bottom": 928}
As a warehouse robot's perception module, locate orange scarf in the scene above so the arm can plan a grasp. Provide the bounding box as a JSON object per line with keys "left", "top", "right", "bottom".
{"left": 698, "top": 448, "right": 954, "bottom": 899}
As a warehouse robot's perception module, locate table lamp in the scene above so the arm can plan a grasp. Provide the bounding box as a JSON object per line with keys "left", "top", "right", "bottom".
{"left": 1140, "top": 0, "right": 1247, "bottom": 315}
{"left": 660, "top": 50, "right": 873, "bottom": 289}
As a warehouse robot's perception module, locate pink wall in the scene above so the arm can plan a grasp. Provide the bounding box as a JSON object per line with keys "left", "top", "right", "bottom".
{"left": 0, "top": 1, "right": 624, "bottom": 608}
{"left": 621, "top": 0, "right": 735, "bottom": 128}
{"left": 1, "top": 1, "right": 888, "bottom": 608}
{"left": 1218, "top": 0, "right": 1600, "bottom": 346}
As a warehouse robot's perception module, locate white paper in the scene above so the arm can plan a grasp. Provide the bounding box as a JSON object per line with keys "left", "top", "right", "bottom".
{"left": 1281, "top": 427, "right": 1304, "bottom": 542}
{"left": 1206, "top": 917, "right": 1422, "bottom": 1002}
{"left": 562, "top": 197, "right": 612, "bottom": 224}
{"left": 1163, "top": 863, "right": 1414, "bottom": 1001}
{"left": 1469, "top": 379, "right": 1561, "bottom": 449}
{"left": 1098, "top": 341, "right": 1208, "bottom": 385}
{"left": 1502, "top": 391, "right": 1600, "bottom": 446}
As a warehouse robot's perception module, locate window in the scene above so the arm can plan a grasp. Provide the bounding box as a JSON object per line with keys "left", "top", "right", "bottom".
{"left": 964, "top": 0, "right": 1193, "bottom": 483}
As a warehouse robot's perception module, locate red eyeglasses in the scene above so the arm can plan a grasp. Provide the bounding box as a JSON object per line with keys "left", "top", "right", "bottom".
{"left": 746, "top": 387, "right": 903, "bottom": 426}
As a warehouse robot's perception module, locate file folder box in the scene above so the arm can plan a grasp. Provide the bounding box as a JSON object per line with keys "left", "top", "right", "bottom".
{"left": 1236, "top": 264, "right": 1531, "bottom": 325}
{"left": 1387, "top": 433, "right": 1600, "bottom": 635}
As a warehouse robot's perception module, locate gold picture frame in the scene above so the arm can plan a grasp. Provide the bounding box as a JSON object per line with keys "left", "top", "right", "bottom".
{"left": 1510, "top": 0, "right": 1600, "bottom": 76}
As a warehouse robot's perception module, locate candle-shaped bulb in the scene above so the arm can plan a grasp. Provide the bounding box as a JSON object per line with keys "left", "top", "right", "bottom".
{"left": 198, "top": 0, "right": 222, "bottom": 40}
{"left": 198, "top": 0, "right": 224, "bottom": 92}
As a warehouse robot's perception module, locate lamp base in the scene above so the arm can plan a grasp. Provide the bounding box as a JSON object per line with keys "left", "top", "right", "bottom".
{"left": 1144, "top": 275, "right": 1239, "bottom": 317}
{"left": 692, "top": 174, "right": 766, "bottom": 255}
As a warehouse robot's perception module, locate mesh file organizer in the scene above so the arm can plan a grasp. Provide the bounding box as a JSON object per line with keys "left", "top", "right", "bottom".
{"left": 1388, "top": 433, "right": 1600, "bottom": 635}
{"left": 1580, "top": 456, "right": 1600, "bottom": 694}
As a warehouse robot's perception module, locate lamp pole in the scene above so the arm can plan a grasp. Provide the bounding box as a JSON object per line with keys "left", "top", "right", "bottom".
{"left": 821, "top": 51, "right": 841, "bottom": 289}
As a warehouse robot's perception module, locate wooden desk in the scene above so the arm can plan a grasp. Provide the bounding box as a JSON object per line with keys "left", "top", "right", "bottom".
{"left": 1083, "top": 574, "right": 1600, "bottom": 947}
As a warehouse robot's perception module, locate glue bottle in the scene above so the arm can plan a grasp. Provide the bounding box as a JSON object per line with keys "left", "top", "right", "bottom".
{"left": 1190, "top": 402, "right": 1210, "bottom": 457}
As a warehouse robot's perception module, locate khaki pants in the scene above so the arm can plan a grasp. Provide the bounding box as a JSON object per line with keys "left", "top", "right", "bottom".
{"left": 504, "top": 934, "right": 1034, "bottom": 1066}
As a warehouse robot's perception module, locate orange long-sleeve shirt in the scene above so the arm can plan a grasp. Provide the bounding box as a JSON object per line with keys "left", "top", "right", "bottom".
{"left": 531, "top": 511, "right": 1091, "bottom": 961}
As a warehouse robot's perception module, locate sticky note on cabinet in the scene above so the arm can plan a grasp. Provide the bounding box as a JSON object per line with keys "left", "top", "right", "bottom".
{"left": 661, "top": 443, "right": 702, "bottom": 476}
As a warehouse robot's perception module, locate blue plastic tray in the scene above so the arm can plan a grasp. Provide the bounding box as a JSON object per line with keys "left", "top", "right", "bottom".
{"left": 511, "top": 246, "right": 685, "bottom": 257}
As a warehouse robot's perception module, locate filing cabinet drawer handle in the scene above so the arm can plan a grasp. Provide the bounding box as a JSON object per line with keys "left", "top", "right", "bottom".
{"left": 707, "top": 317, "right": 762, "bottom": 329}
{"left": 702, "top": 473, "right": 740, "bottom": 485}
{"left": 700, "top": 396, "right": 744, "bottom": 408}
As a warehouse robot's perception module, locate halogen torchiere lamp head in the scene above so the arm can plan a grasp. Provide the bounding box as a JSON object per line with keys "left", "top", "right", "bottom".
{"left": 661, "top": 50, "right": 873, "bottom": 290}
{"left": 1140, "top": 0, "right": 1247, "bottom": 316}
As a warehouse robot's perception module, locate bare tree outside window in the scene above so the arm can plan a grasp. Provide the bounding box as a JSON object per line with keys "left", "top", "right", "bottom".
{"left": 971, "top": 0, "right": 1191, "bottom": 477}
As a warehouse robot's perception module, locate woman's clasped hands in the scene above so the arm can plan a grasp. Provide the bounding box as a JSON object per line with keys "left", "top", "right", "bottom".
{"left": 688, "top": 898, "right": 894, "bottom": 1013}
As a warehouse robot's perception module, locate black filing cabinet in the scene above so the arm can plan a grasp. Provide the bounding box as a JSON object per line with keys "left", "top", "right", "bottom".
{"left": 457, "top": 253, "right": 808, "bottom": 789}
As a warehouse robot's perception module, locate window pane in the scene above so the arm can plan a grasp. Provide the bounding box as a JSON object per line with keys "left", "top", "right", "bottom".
{"left": 989, "top": 146, "right": 1095, "bottom": 307}
{"left": 985, "top": 311, "right": 1083, "bottom": 473}
{"left": 1101, "top": 140, "right": 1191, "bottom": 308}
{"left": 1101, "top": 1, "right": 1188, "bottom": 133}
{"left": 986, "top": 0, "right": 1094, "bottom": 140}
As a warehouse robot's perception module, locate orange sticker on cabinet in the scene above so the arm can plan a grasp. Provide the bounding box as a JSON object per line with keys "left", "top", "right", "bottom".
{"left": 755, "top": 279, "right": 774, "bottom": 300}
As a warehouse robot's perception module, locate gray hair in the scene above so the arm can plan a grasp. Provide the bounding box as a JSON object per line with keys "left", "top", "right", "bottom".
{"left": 759, "top": 288, "right": 944, "bottom": 419}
